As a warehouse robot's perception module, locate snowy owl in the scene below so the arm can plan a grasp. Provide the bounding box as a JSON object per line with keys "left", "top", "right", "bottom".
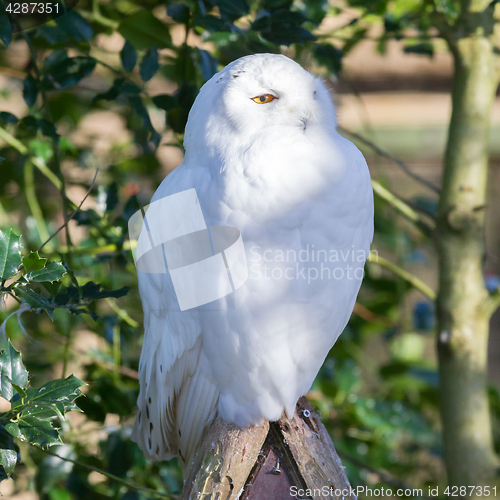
{"left": 131, "top": 53, "right": 374, "bottom": 468}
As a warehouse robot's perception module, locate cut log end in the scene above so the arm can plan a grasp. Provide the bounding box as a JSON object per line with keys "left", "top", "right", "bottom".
{"left": 181, "top": 397, "right": 355, "bottom": 500}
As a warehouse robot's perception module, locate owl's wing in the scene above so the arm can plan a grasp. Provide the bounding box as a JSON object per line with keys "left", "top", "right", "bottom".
{"left": 131, "top": 165, "right": 219, "bottom": 466}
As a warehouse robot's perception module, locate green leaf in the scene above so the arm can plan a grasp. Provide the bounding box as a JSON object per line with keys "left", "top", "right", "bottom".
{"left": 14, "top": 287, "right": 55, "bottom": 319}
{"left": 197, "top": 49, "right": 218, "bottom": 81}
{"left": 404, "top": 42, "right": 434, "bottom": 57}
{"left": 55, "top": 10, "right": 93, "bottom": 43}
{"left": 0, "top": 111, "right": 17, "bottom": 125}
{"left": 23, "top": 252, "right": 47, "bottom": 274}
{"left": 313, "top": 43, "right": 343, "bottom": 75}
{"left": 5, "top": 417, "right": 62, "bottom": 448}
{"left": 103, "top": 182, "right": 118, "bottom": 213}
{"left": 194, "top": 14, "right": 234, "bottom": 32}
{"left": 25, "top": 374, "right": 85, "bottom": 406}
{"left": 118, "top": 10, "right": 172, "bottom": 50}
{"left": 120, "top": 40, "right": 137, "bottom": 73}
{"left": 11, "top": 382, "right": 26, "bottom": 400}
{"left": 29, "top": 139, "right": 53, "bottom": 163}
{"left": 49, "top": 488, "right": 73, "bottom": 500}
{"left": 152, "top": 94, "right": 177, "bottom": 111}
{"left": 0, "top": 229, "right": 22, "bottom": 280}
{"left": 23, "top": 75, "right": 38, "bottom": 107}
{"left": 0, "top": 2, "right": 12, "bottom": 47}
{"left": 42, "top": 56, "right": 97, "bottom": 90}
{"left": 140, "top": 45, "right": 159, "bottom": 82}
{"left": 26, "top": 262, "right": 66, "bottom": 283}
{"left": 0, "top": 340, "right": 29, "bottom": 402}
{"left": 251, "top": 10, "right": 315, "bottom": 45}
{"left": 207, "top": 0, "right": 249, "bottom": 21}
{"left": 0, "top": 427, "right": 17, "bottom": 479}
{"left": 167, "top": 3, "right": 191, "bottom": 24}
{"left": 261, "top": 0, "right": 293, "bottom": 10}
{"left": 93, "top": 78, "right": 141, "bottom": 102}
{"left": 81, "top": 282, "right": 130, "bottom": 300}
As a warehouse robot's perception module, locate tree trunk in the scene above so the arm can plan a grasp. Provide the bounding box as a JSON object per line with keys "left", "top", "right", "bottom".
{"left": 180, "top": 397, "right": 354, "bottom": 499}
{"left": 436, "top": 0, "right": 500, "bottom": 489}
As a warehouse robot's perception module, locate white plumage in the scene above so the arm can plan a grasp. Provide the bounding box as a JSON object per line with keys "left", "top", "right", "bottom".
{"left": 131, "top": 53, "right": 374, "bottom": 468}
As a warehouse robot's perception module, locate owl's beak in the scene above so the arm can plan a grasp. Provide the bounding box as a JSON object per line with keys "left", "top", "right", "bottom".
{"left": 300, "top": 117, "right": 308, "bottom": 132}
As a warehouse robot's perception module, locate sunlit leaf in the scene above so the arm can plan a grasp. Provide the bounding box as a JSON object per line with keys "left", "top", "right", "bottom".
{"left": 5, "top": 417, "right": 62, "bottom": 448}
{"left": 0, "top": 340, "right": 28, "bottom": 402}
{"left": 0, "top": 229, "right": 22, "bottom": 280}
{"left": 26, "top": 262, "right": 66, "bottom": 283}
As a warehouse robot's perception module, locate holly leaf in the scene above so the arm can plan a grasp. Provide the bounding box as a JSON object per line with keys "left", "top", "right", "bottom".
{"left": 5, "top": 418, "right": 61, "bottom": 448}
{"left": 0, "top": 340, "right": 28, "bottom": 402}
{"left": 25, "top": 374, "right": 85, "bottom": 406}
{"left": 0, "top": 427, "right": 17, "bottom": 479}
{"left": 42, "top": 56, "right": 97, "bottom": 90}
{"left": 22, "top": 251, "right": 47, "bottom": 273}
{"left": 14, "top": 287, "right": 55, "bottom": 319}
{"left": 81, "top": 282, "right": 130, "bottom": 300}
{"left": 0, "top": 229, "right": 22, "bottom": 280}
{"left": 26, "top": 262, "right": 66, "bottom": 283}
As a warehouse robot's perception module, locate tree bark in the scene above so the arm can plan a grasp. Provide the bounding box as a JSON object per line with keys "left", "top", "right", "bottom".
{"left": 436, "top": 0, "right": 500, "bottom": 489}
{"left": 180, "top": 397, "right": 354, "bottom": 499}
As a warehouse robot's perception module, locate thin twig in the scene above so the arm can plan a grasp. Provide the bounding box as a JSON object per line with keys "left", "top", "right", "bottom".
{"left": 0, "top": 126, "right": 28, "bottom": 154}
{"left": 40, "top": 448, "right": 177, "bottom": 499}
{"left": 368, "top": 253, "right": 436, "bottom": 301}
{"left": 372, "top": 179, "right": 435, "bottom": 237}
{"left": 38, "top": 169, "right": 99, "bottom": 253}
{"left": 338, "top": 126, "right": 441, "bottom": 193}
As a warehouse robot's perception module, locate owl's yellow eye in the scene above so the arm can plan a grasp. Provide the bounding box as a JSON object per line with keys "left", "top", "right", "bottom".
{"left": 251, "top": 94, "right": 277, "bottom": 104}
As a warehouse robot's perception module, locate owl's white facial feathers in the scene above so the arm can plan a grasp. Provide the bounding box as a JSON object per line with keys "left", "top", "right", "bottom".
{"left": 183, "top": 54, "right": 337, "bottom": 165}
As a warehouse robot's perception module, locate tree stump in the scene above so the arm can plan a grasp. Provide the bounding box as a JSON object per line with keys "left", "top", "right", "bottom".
{"left": 181, "top": 397, "right": 355, "bottom": 499}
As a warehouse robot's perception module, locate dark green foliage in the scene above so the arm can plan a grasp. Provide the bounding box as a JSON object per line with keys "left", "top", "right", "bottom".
{"left": 120, "top": 41, "right": 137, "bottom": 73}
{"left": 0, "top": 0, "right": 495, "bottom": 497}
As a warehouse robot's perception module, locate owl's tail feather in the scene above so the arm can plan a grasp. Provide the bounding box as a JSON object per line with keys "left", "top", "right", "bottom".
{"left": 176, "top": 364, "right": 218, "bottom": 469}
{"left": 131, "top": 336, "right": 219, "bottom": 470}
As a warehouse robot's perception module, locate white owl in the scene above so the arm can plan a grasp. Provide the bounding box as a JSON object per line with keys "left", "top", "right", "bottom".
{"left": 131, "top": 53, "right": 374, "bottom": 468}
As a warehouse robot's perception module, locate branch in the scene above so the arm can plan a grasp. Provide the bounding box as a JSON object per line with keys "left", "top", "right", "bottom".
{"left": 0, "top": 126, "right": 27, "bottom": 154}
{"left": 37, "top": 169, "right": 99, "bottom": 253}
{"left": 372, "top": 179, "right": 435, "bottom": 236}
{"left": 339, "top": 126, "right": 441, "bottom": 193}
{"left": 0, "top": 126, "right": 63, "bottom": 190}
{"left": 40, "top": 448, "right": 176, "bottom": 499}
{"left": 368, "top": 253, "right": 436, "bottom": 301}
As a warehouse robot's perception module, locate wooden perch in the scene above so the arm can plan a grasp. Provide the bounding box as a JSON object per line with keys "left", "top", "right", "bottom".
{"left": 181, "top": 397, "right": 355, "bottom": 499}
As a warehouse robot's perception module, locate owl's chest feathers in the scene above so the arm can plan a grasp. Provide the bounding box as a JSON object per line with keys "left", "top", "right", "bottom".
{"left": 213, "top": 129, "right": 347, "bottom": 219}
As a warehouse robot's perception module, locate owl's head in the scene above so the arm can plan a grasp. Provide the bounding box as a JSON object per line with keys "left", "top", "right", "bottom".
{"left": 183, "top": 54, "right": 337, "bottom": 165}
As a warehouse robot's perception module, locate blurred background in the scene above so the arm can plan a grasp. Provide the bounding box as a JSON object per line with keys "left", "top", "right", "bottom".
{"left": 0, "top": 0, "right": 499, "bottom": 498}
